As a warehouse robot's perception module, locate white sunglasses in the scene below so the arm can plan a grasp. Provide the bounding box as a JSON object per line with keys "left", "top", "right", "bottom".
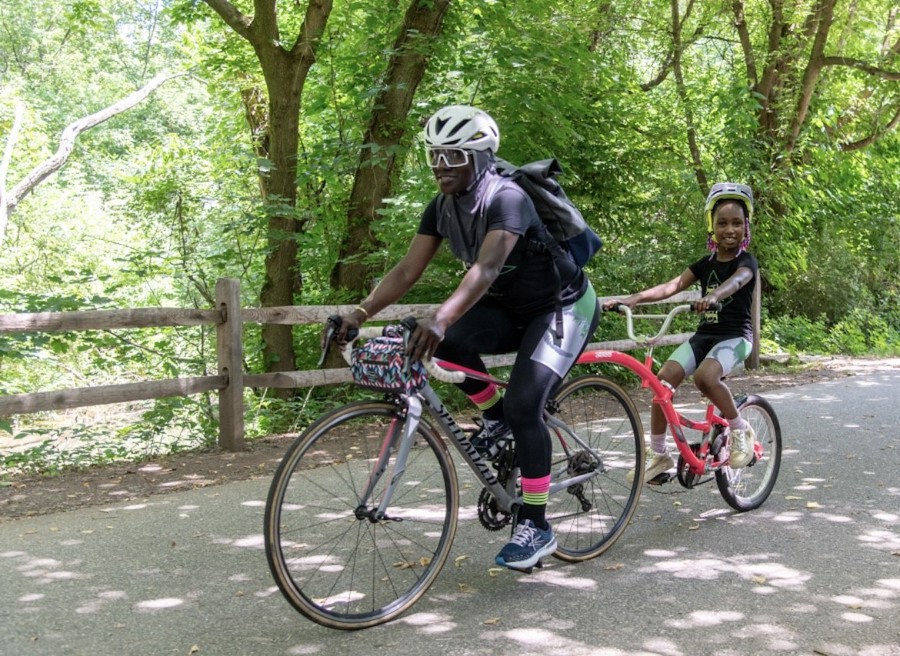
{"left": 425, "top": 147, "right": 471, "bottom": 169}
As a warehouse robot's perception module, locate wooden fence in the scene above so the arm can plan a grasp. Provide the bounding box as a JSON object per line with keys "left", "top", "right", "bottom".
{"left": 0, "top": 278, "right": 760, "bottom": 451}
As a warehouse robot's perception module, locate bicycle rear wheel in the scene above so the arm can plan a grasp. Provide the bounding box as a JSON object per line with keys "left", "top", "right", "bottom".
{"left": 545, "top": 375, "right": 645, "bottom": 561}
{"left": 716, "top": 394, "right": 782, "bottom": 511}
{"left": 264, "top": 399, "right": 459, "bottom": 630}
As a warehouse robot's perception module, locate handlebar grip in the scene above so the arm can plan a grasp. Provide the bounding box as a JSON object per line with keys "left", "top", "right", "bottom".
{"left": 424, "top": 358, "right": 466, "bottom": 384}
{"left": 690, "top": 301, "right": 723, "bottom": 312}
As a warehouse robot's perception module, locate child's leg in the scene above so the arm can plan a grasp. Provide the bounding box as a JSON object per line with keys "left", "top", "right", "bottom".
{"left": 651, "top": 361, "right": 686, "bottom": 445}
{"left": 649, "top": 340, "right": 695, "bottom": 453}
{"left": 693, "top": 337, "right": 753, "bottom": 422}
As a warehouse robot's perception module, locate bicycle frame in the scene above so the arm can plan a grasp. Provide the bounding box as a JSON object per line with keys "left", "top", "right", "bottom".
{"left": 576, "top": 348, "right": 729, "bottom": 476}
{"left": 365, "top": 359, "right": 607, "bottom": 521}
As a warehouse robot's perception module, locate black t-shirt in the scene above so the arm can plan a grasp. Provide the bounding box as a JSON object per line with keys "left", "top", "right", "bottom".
{"left": 688, "top": 251, "right": 759, "bottom": 340}
{"left": 418, "top": 173, "right": 585, "bottom": 316}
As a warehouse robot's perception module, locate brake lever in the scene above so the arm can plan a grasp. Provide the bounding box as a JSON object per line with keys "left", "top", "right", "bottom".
{"left": 318, "top": 315, "right": 359, "bottom": 367}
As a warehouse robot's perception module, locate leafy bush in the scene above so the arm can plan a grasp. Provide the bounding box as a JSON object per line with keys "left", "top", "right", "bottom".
{"left": 764, "top": 314, "right": 831, "bottom": 354}
{"left": 825, "top": 308, "right": 898, "bottom": 356}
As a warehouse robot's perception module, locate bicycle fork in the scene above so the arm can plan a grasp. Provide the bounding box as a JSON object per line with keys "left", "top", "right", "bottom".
{"left": 357, "top": 396, "right": 424, "bottom": 523}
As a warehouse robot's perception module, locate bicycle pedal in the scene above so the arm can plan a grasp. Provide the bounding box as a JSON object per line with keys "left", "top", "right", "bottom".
{"left": 647, "top": 472, "right": 672, "bottom": 486}
{"left": 517, "top": 560, "right": 543, "bottom": 574}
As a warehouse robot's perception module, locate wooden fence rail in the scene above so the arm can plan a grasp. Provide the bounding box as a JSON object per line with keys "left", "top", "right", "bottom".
{"left": 0, "top": 278, "right": 753, "bottom": 451}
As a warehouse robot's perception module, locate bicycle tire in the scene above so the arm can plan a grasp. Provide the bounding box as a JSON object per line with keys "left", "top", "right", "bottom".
{"left": 264, "top": 399, "right": 459, "bottom": 630}
{"left": 715, "top": 394, "right": 782, "bottom": 511}
{"left": 546, "top": 375, "right": 645, "bottom": 561}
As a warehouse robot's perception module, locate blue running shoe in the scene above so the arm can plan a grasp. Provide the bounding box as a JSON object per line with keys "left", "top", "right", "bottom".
{"left": 495, "top": 519, "right": 557, "bottom": 570}
{"left": 469, "top": 417, "right": 512, "bottom": 460}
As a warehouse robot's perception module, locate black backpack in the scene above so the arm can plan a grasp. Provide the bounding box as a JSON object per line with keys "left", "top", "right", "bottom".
{"left": 493, "top": 158, "right": 602, "bottom": 267}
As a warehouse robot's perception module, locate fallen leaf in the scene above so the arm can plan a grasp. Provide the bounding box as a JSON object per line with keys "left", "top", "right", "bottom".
{"left": 805, "top": 501, "right": 822, "bottom": 509}
{"left": 483, "top": 618, "right": 501, "bottom": 625}
{"left": 785, "top": 495, "right": 804, "bottom": 500}
{"left": 488, "top": 567, "right": 504, "bottom": 577}
{"left": 688, "top": 523, "right": 700, "bottom": 530}
{"left": 672, "top": 501, "right": 682, "bottom": 507}
{"left": 751, "top": 575, "right": 767, "bottom": 584}
{"left": 604, "top": 563, "right": 624, "bottom": 571}
{"left": 457, "top": 583, "right": 473, "bottom": 593}
{"left": 189, "top": 646, "right": 200, "bottom": 655}
{"left": 454, "top": 555, "right": 470, "bottom": 567}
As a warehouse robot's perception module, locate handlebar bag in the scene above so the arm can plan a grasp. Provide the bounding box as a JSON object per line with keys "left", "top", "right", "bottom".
{"left": 350, "top": 330, "right": 427, "bottom": 394}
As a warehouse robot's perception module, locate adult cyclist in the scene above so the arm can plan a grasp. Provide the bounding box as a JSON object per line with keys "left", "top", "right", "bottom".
{"left": 331, "top": 105, "right": 600, "bottom": 570}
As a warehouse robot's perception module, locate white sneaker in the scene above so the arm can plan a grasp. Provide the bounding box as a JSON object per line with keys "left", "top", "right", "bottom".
{"left": 729, "top": 426, "right": 757, "bottom": 468}
{"left": 627, "top": 450, "right": 675, "bottom": 484}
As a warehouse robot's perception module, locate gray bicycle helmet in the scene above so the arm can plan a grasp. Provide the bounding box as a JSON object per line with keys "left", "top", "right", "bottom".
{"left": 423, "top": 105, "right": 500, "bottom": 153}
{"left": 704, "top": 182, "right": 753, "bottom": 251}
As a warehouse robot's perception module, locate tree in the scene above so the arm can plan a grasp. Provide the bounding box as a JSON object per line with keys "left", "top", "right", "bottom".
{"left": 201, "top": 0, "right": 333, "bottom": 377}
{"left": 329, "top": 0, "right": 452, "bottom": 296}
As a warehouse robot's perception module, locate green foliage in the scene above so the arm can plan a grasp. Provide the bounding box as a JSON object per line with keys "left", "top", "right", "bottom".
{"left": 3, "top": 0, "right": 899, "bottom": 474}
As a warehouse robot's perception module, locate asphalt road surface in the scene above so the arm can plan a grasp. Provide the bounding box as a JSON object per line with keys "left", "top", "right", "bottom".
{"left": 2, "top": 365, "right": 899, "bottom": 656}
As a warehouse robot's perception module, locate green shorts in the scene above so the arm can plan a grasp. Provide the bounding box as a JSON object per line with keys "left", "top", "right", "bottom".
{"left": 667, "top": 334, "right": 752, "bottom": 376}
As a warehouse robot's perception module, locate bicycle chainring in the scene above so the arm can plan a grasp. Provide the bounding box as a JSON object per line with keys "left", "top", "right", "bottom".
{"left": 477, "top": 488, "right": 512, "bottom": 531}
{"left": 676, "top": 442, "right": 714, "bottom": 488}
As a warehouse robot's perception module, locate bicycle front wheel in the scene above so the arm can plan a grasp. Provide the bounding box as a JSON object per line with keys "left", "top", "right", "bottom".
{"left": 716, "top": 394, "right": 782, "bottom": 511}
{"left": 264, "top": 399, "right": 459, "bottom": 630}
{"left": 546, "top": 375, "right": 645, "bottom": 562}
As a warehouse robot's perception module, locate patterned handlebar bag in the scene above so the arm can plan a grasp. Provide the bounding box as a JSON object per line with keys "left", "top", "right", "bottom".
{"left": 350, "top": 326, "right": 428, "bottom": 394}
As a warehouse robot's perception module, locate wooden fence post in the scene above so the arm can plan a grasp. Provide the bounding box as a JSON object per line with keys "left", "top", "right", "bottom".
{"left": 216, "top": 278, "right": 245, "bottom": 451}
{"left": 749, "top": 274, "right": 762, "bottom": 370}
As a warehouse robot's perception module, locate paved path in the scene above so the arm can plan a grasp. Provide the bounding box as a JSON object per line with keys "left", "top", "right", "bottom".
{"left": 2, "top": 367, "right": 899, "bottom": 656}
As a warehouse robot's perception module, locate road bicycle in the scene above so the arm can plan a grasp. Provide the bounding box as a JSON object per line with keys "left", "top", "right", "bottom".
{"left": 579, "top": 303, "right": 782, "bottom": 510}
{"left": 264, "top": 318, "right": 645, "bottom": 630}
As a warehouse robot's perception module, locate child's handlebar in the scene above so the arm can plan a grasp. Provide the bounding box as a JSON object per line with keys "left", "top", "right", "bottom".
{"left": 607, "top": 302, "right": 722, "bottom": 345}
{"left": 321, "top": 315, "right": 466, "bottom": 384}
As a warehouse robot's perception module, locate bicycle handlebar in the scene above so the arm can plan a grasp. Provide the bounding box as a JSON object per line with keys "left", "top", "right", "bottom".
{"left": 608, "top": 301, "right": 722, "bottom": 345}
{"left": 321, "top": 315, "right": 466, "bottom": 385}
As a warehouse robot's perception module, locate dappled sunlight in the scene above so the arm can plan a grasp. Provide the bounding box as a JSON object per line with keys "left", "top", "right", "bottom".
{"left": 664, "top": 609, "right": 744, "bottom": 629}
{"left": 857, "top": 528, "right": 900, "bottom": 552}
{"left": 490, "top": 627, "right": 641, "bottom": 656}
{"left": 226, "top": 534, "right": 265, "bottom": 549}
{"left": 76, "top": 589, "right": 128, "bottom": 614}
{"left": 100, "top": 503, "right": 148, "bottom": 512}
{"left": 398, "top": 611, "right": 456, "bottom": 633}
{"left": 14, "top": 555, "right": 84, "bottom": 584}
{"left": 809, "top": 511, "right": 854, "bottom": 523}
{"left": 134, "top": 597, "right": 185, "bottom": 611}
{"left": 871, "top": 511, "right": 898, "bottom": 523}
{"left": 731, "top": 623, "right": 799, "bottom": 651}
{"left": 640, "top": 550, "right": 811, "bottom": 589}
{"left": 522, "top": 564, "right": 599, "bottom": 590}
{"left": 796, "top": 392, "right": 842, "bottom": 403}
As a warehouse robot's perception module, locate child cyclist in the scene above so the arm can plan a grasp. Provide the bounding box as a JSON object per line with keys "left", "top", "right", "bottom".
{"left": 603, "top": 183, "right": 759, "bottom": 481}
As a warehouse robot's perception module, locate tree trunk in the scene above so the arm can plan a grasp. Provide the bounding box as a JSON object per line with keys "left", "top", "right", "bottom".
{"left": 203, "top": 0, "right": 334, "bottom": 383}
{"left": 330, "top": 0, "right": 452, "bottom": 295}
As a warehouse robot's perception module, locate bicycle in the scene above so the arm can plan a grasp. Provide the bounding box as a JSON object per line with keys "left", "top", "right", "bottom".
{"left": 264, "top": 318, "right": 645, "bottom": 630}
{"left": 579, "top": 302, "right": 783, "bottom": 511}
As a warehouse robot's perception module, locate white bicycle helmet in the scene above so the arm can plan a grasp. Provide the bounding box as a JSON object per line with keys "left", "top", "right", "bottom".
{"left": 423, "top": 105, "right": 500, "bottom": 153}
{"left": 704, "top": 182, "right": 753, "bottom": 232}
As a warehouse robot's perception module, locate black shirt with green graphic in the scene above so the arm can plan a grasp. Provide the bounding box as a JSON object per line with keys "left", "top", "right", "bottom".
{"left": 688, "top": 251, "right": 758, "bottom": 340}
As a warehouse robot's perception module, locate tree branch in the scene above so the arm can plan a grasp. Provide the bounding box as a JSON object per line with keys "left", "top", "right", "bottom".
{"left": 4, "top": 73, "right": 187, "bottom": 219}
{"left": 840, "top": 103, "right": 900, "bottom": 151}
{"left": 732, "top": 0, "right": 757, "bottom": 84}
{"left": 821, "top": 56, "right": 900, "bottom": 80}
{"left": 202, "top": 0, "right": 254, "bottom": 41}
